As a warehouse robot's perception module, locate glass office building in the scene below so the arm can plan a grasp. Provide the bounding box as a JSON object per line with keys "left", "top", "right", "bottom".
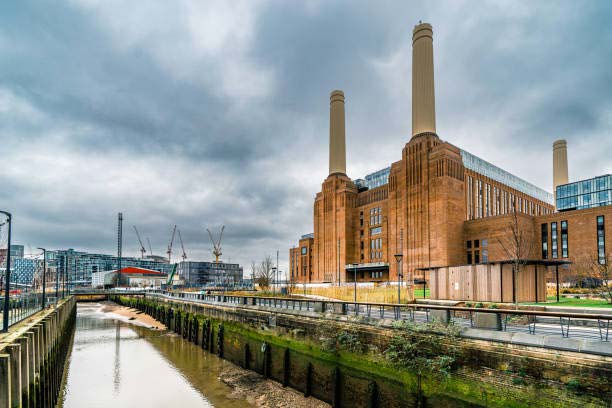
{"left": 52, "top": 249, "right": 174, "bottom": 287}
{"left": 556, "top": 174, "right": 612, "bottom": 211}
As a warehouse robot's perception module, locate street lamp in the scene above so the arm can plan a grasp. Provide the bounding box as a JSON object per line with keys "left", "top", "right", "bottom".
{"left": 54, "top": 252, "right": 60, "bottom": 303}
{"left": 394, "top": 252, "right": 403, "bottom": 304}
{"left": 37, "top": 248, "right": 47, "bottom": 309}
{"left": 271, "top": 267, "right": 277, "bottom": 295}
{"left": 1, "top": 210, "right": 12, "bottom": 332}
{"left": 353, "top": 263, "right": 359, "bottom": 304}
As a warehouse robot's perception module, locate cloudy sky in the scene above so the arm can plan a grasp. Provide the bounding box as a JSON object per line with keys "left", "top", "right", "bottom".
{"left": 1, "top": 1, "right": 611, "bottom": 274}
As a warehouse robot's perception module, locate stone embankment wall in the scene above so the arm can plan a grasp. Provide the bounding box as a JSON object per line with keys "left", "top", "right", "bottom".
{"left": 0, "top": 297, "right": 76, "bottom": 408}
{"left": 112, "top": 295, "right": 611, "bottom": 408}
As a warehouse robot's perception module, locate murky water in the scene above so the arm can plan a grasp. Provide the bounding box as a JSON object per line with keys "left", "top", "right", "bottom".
{"left": 58, "top": 303, "right": 248, "bottom": 408}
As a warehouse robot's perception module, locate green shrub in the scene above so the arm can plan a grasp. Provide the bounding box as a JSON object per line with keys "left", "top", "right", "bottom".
{"left": 565, "top": 378, "right": 584, "bottom": 393}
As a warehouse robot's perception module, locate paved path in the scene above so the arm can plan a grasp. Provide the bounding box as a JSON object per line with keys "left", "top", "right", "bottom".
{"left": 148, "top": 292, "right": 612, "bottom": 357}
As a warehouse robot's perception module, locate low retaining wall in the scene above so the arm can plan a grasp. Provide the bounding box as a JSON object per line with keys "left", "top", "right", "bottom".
{"left": 112, "top": 295, "right": 611, "bottom": 407}
{"left": 0, "top": 297, "right": 76, "bottom": 408}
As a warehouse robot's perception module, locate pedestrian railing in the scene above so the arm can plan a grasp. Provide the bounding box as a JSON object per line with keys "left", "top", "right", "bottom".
{"left": 0, "top": 292, "right": 42, "bottom": 329}
{"left": 141, "top": 290, "right": 611, "bottom": 343}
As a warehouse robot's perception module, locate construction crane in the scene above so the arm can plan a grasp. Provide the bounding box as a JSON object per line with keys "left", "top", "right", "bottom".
{"left": 133, "top": 226, "right": 146, "bottom": 259}
{"left": 177, "top": 229, "right": 187, "bottom": 261}
{"left": 146, "top": 237, "right": 153, "bottom": 256}
{"left": 166, "top": 225, "right": 177, "bottom": 263}
{"left": 166, "top": 264, "right": 178, "bottom": 286}
{"left": 206, "top": 225, "right": 225, "bottom": 263}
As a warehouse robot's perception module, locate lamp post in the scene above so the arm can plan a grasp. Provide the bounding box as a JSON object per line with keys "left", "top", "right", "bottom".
{"left": 1, "top": 210, "right": 12, "bottom": 332}
{"left": 271, "top": 267, "right": 277, "bottom": 295}
{"left": 353, "top": 264, "right": 358, "bottom": 304}
{"left": 37, "top": 247, "right": 47, "bottom": 309}
{"left": 55, "top": 252, "right": 60, "bottom": 303}
{"left": 394, "top": 252, "right": 403, "bottom": 304}
{"left": 62, "top": 257, "right": 67, "bottom": 298}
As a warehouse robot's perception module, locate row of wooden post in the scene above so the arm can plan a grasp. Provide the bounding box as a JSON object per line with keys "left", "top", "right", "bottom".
{"left": 113, "top": 296, "right": 381, "bottom": 408}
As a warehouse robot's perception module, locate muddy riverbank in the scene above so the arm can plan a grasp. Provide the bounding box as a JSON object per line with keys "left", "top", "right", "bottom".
{"left": 58, "top": 303, "right": 327, "bottom": 408}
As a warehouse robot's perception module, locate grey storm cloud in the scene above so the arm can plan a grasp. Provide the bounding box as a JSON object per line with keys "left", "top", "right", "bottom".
{"left": 1, "top": 0, "right": 611, "bottom": 274}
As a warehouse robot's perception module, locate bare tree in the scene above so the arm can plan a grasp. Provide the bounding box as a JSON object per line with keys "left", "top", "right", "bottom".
{"left": 287, "top": 264, "right": 298, "bottom": 295}
{"left": 578, "top": 254, "right": 612, "bottom": 304}
{"left": 254, "top": 255, "right": 274, "bottom": 289}
{"left": 497, "top": 206, "right": 536, "bottom": 304}
{"left": 250, "top": 260, "right": 257, "bottom": 288}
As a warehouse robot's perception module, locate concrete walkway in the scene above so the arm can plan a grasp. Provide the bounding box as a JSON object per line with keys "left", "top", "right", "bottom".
{"left": 150, "top": 292, "right": 612, "bottom": 357}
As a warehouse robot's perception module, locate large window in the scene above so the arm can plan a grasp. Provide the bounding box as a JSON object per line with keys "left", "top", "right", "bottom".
{"left": 551, "top": 222, "right": 558, "bottom": 259}
{"left": 561, "top": 220, "right": 568, "bottom": 258}
{"left": 301, "top": 247, "right": 307, "bottom": 255}
{"left": 370, "top": 227, "right": 382, "bottom": 235}
{"left": 369, "top": 207, "right": 382, "bottom": 225}
{"left": 541, "top": 224, "right": 548, "bottom": 259}
{"left": 466, "top": 239, "right": 486, "bottom": 264}
{"left": 467, "top": 176, "right": 473, "bottom": 220}
{"left": 481, "top": 239, "right": 488, "bottom": 263}
{"left": 369, "top": 238, "right": 383, "bottom": 260}
{"left": 485, "top": 183, "right": 491, "bottom": 217}
{"left": 477, "top": 180, "right": 483, "bottom": 218}
{"left": 597, "top": 216, "right": 606, "bottom": 265}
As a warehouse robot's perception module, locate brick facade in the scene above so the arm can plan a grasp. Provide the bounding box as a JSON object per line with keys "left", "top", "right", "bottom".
{"left": 287, "top": 131, "right": 597, "bottom": 291}
{"left": 289, "top": 22, "right": 611, "bottom": 300}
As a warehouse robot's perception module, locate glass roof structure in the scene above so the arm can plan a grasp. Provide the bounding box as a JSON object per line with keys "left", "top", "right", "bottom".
{"left": 460, "top": 149, "right": 553, "bottom": 204}
{"left": 353, "top": 150, "right": 553, "bottom": 205}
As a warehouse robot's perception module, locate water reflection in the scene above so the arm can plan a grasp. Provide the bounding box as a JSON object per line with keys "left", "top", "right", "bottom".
{"left": 58, "top": 303, "right": 247, "bottom": 408}
{"left": 113, "top": 321, "right": 120, "bottom": 395}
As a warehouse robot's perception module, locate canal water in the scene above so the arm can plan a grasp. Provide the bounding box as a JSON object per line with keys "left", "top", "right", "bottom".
{"left": 57, "top": 303, "right": 248, "bottom": 408}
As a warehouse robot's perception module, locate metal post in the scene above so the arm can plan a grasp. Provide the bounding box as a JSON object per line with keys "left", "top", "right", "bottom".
{"left": 397, "top": 267, "right": 401, "bottom": 304}
{"left": 62, "top": 257, "right": 67, "bottom": 298}
{"left": 276, "top": 250, "right": 279, "bottom": 295}
{"left": 394, "top": 252, "right": 403, "bottom": 305}
{"left": 117, "top": 212, "right": 123, "bottom": 288}
{"left": 55, "top": 252, "right": 60, "bottom": 303}
{"left": 37, "top": 247, "right": 46, "bottom": 309}
{"left": 1, "top": 211, "right": 12, "bottom": 332}
{"left": 556, "top": 265, "right": 560, "bottom": 303}
{"left": 353, "top": 264, "right": 357, "bottom": 303}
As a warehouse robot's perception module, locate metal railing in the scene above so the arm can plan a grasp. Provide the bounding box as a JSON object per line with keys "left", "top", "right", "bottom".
{"left": 0, "top": 292, "right": 42, "bottom": 328}
{"left": 142, "top": 290, "right": 611, "bottom": 343}
{"left": 1, "top": 289, "right": 71, "bottom": 331}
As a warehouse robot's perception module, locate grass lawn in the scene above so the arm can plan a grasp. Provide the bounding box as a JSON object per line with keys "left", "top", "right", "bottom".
{"left": 525, "top": 295, "right": 612, "bottom": 308}
{"left": 413, "top": 288, "right": 430, "bottom": 299}
{"left": 300, "top": 285, "right": 430, "bottom": 303}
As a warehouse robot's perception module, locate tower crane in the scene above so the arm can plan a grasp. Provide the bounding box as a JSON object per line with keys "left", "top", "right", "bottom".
{"left": 167, "top": 225, "right": 177, "bottom": 263}
{"left": 146, "top": 237, "right": 153, "bottom": 256}
{"left": 206, "top": 225, "right": 225, "bottom": 263}
{"left": 177, "top": 229, "right": 187, "bottom": 261}
{"left": 133, "top": 226, "right": 146, "bottom": 259}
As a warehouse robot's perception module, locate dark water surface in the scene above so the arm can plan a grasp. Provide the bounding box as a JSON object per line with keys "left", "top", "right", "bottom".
{"left": 58, "top": 303, "right": 248, "bottom": 408}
